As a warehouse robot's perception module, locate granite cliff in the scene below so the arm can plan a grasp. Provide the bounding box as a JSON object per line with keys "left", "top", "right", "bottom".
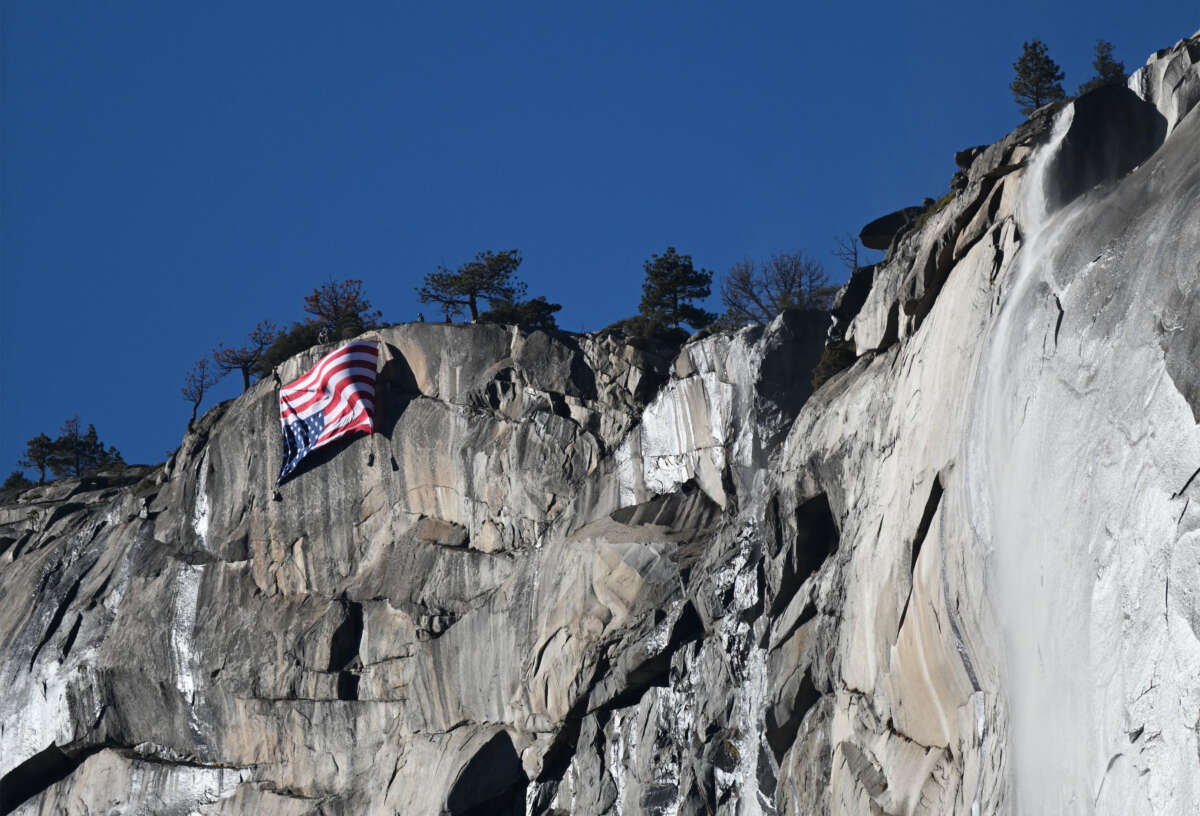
{"left": 2, "top": 33, "right": 1198, "bottom": 816}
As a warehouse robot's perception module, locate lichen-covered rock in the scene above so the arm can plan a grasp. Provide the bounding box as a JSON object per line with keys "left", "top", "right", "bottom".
{"left": 3, "top": 33, "right": 1199, "bottom": 816}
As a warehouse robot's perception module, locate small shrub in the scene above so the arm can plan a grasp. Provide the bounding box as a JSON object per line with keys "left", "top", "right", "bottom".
{"left": 478, "top": 296, "right": 563, "bottom": 330}
{"left": 3, "top": 470, "right": 33, "bottom": 492}
{"left": 811, "top": 341, "right": 858, "bottom": 390}
{"left": 914, "top": 192, "right": 956, "bottom": 230}
{"left": 600, "top": 315, "right": 689, "bottom": 346}
{"left": 254, "top": 322, "right": 325, "bottom": 378}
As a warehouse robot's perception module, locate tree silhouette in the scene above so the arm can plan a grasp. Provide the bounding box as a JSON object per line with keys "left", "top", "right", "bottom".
{"left": 417, "top": 250, "right": 526, "bottom": 321}
{"left": 478, "top": 295, "right": 562, "bottom": 330}
{"left": 719, "top": 250, "right": 836, "bottom": 326}
{"left": 214, "top": 320, "right": 280, "bottom": 392}
{"left": 182, "top": 358, "right": 219, "bottom": 429}
{"left": 1011, "top": 40, "right": 1066, "bottom": 116}
{"left": 47, "top": 417, "right": 123, "bottom": 478}
{"left": 254, "top": 322, "right": 325, "bottom": 378}
{"left": 18, "top": 433, "right": 55, "bottom": 484}
{"left": 303, "top": 280, "right": 382, "bottom": 337}
{"left": 833, "top": 233, "right": 866, "bottom": 275}
{"left": 639, "top": 247, "right": 716, "bottom": 331}
{"left": 1078, "top": 40, "right": 1126, "bottom": 95}
{"left": 3, "top": 471, "right": 33, "bottom": 492}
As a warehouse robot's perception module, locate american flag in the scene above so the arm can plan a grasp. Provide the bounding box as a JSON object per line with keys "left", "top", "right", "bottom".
{"left": 276, "top": 340, "right": 379, "bottom": 485}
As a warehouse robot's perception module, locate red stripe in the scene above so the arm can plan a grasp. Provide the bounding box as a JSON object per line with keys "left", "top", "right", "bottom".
{"left": 280, "top": 373, "right": 377, "bottom": 419}
{"left": 280, "top": 343, "right": 378, "bottom": 397}
{"left": 325, "top": 388, "right": 373, "bottom": 425}
{"left": 325, "top": 393, "right": 373, "bottom": 427}
{"left": 279, "top": 359, "right": 377, "bottom": 408}
{"left": 280, "top": 353, "right": 377, "bottom": 400}
{"left": 316, "top": 403, "right": 374, "bottom": 445}
{"left": 281, "top": 384, "right": 376, "bottom": 423}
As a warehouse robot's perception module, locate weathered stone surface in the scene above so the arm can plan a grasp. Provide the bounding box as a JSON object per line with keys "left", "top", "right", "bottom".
{"left": 2, "top": 33, "right": 1199, "bottom": 816}
{"left": 858, "top": 206, "right": 924, "bottom": 251}
{"left": 1043, "top": 84, "right": 1167, "bottom": 212}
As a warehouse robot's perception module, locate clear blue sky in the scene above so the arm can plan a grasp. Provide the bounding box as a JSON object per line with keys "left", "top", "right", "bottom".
{"left": 2, "top": 2, "right": 1195, "bottom": 473}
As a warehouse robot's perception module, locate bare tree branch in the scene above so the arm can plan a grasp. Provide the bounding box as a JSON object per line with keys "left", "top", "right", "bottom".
{"left": 719, "top": 250, "right": 834, "bottom": 326}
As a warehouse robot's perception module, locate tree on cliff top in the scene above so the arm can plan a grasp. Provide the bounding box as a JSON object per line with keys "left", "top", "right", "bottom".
{"left": 3, "top": 470, "right": 33, "bottom": 492}
{"left": 417, "top": 249, "right": 527, "bottom": 321}
{"left": 478, "top": 295, "right": 563, "bottom": 331}
{"left": 304, "top": 279, "right": 382, "bottom": 338}
{"left": 182, "top": 358, "right": 219, "bottom": 429}
{"left": 639, "top": 246, "right": 716, "bottom": 331}
{"left": 213, "top": 320, "right": 280, "bottom": 392}
{"left": 1011, "top": 40, "right": 1066, "bottom": 116}
{"left": 18, "top": 433, "right": 55, "bottom": 484}
{"left": 47, "top": 417, "right": 123, "bottom": 478}
{"left": 719, "top": 250, "right": 836, "bottom": 326}
{"left": 1078, "top": 40, "right": 1126, "bottom": 95}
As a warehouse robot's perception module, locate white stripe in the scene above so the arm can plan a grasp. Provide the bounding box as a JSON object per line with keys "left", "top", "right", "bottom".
{"left": 280, "top": 349, "right": 377, "bottom": 400}
{"left": 320, "top": 378, "right": 376, "bottom": 426}
{"left": 317, "top": 400, "right": 371, "bottom": 444}
{"left": 280, "top": 354, "right": 377, "bottom": 401}
{"left": 279, "top": 342, "right": 377, "bottom": 396}
{"left": 281, "top": 359, "right": 375, "bottom": 408}
{"left": 284, "top": 373, "right": 375, "bottom": 422}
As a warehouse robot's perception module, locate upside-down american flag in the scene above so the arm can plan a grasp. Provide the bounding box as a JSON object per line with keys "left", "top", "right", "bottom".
{"left": 276, "top": 340, "right": 379, "bottom": 485}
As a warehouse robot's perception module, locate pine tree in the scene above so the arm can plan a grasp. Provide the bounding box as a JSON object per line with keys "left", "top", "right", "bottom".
{"left": 417, "top": 250, "right": 526, "bottom": 321}
{"left": 1078, "top": 40, "right": 1126, "bottom": 95}
{"left": 478, "top": 296, "right": 563, "bottom": 330}
{"left": 639, "top": 247, "right": 716, "bottom": 331}
{"left": 47, "top": 417, "right": 123, "bottom": 478}
{"left": 18, "top": 433, "right": 55, "bottom": 484}
{"left": 3, "top": 470, "right": 33, "bottom": 492}
{"left": 1011, "top": 40, "right": 1066, "bottom": 116}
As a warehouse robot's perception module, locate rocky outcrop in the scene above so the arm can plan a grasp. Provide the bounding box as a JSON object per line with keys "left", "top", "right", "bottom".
{"left": 2, "top": 31, "right": 1199, "bottom": 816}
{"left": 858, "top": 206, "right": 925, "bottom": 251}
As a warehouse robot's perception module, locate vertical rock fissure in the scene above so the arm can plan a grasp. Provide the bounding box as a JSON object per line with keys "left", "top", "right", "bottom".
{"left": 28, "top": 567, "right": 91, "bottom": 670}
{"left": 896, "top": 477, "right": 943, "bottom": 635}
{"left": 769, "top": 493, "right": 839, "bottom": 617}
{"left": 328, "top": 600, "right": 364, "bottom": 701}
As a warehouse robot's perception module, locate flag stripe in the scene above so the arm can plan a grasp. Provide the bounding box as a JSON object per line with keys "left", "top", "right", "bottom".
{"left": 316, "top": 400, "right": 373, "bottom": 444}
{"left": 281, "top": 373, "right": 377, "bottom": 421}
{"left": 280, "top": 349, "right": 378, "bottom": 399}
{"left": 276, "top": 340, "right": 379, "bottom": 485}
{"left": 279, "top": 344, "right": 377, "bottom": 397}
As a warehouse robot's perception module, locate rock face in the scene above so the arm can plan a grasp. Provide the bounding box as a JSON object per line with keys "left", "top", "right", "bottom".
{"left": 2, "top": 32, "right": 1199, "bottom": 816}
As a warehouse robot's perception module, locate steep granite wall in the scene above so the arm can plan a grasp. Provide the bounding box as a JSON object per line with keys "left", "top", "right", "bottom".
{"left": 1, "top": 32, "right": 1198, "bottom": 816}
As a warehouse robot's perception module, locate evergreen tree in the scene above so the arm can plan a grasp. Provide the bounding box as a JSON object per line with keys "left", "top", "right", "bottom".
{"left": 18, "top": 433, "right": 55, "bottom": 484}
{"left": 47, "top": 417, "right": 123, "bottom": 478}
{"left": 254, "top": 322, "right": 325, "bottom": 378}
{"left": 639, "top": 247, "right": 717, "bottom": 331}
{"left": 417, "top": 250, "right": 526, "bottom": 321}
{"left": 1011, "top": 40, "right": 1066, "bottom": 116}
{"left": 1078, "top": 40, "right": 1126, "bottom": 95}
{"left": 478, "top": 295, "right": 563, "bottom": 330}
{"left": 3, "top": 470, "right": 33, "bottom": 492}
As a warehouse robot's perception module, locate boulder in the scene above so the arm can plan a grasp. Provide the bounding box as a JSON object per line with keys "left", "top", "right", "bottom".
{"left": 858, "top": 205, "right": 924, "bottom": 250}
